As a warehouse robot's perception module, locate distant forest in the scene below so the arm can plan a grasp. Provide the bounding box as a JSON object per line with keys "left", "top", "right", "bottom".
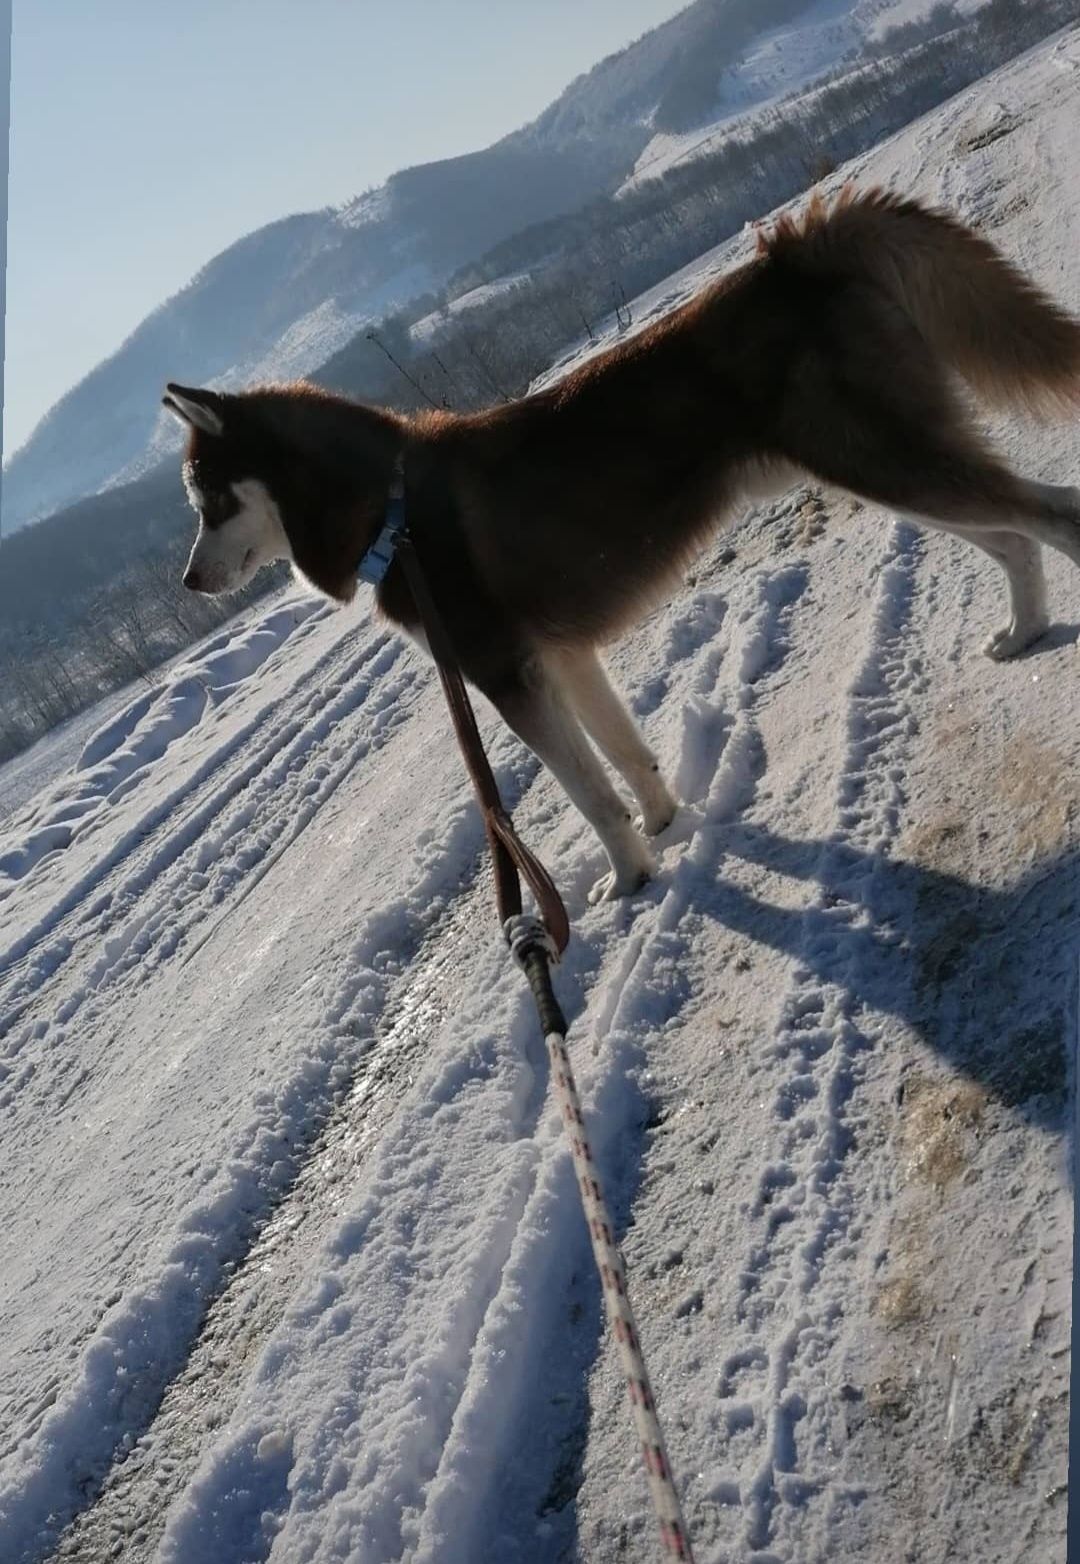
{"left": 1, "top": 0, "right": 1076, "bottom": 765}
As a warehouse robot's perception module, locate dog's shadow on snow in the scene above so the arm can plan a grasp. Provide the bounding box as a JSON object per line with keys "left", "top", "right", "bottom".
{"left": 686, "top": 822, "right": 1078, "bottom": 1134}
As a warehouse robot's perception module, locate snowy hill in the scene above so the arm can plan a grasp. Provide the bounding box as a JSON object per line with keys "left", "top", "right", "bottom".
{"left": 1, "top": 21, "right": 1077, "bottom": 1564}
{"left": 1, "top": 0, "right": 984, "bottom": 536}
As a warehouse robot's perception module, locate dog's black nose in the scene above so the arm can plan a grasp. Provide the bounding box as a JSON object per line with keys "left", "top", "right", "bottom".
{"left": 182, "top": 567, "right": 200, "bottom": 591}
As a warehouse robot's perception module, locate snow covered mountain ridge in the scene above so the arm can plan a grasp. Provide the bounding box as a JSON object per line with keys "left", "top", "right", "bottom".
{"left": 3, "top": 0, "right": 989, "bottom": 535}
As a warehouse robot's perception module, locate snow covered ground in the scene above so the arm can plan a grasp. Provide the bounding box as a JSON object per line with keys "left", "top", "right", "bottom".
{"left": 2, "top": 25, "right": 1078, "bottom": 1564}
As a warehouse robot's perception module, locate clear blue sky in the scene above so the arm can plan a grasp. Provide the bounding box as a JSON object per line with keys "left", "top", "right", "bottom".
{"left": 4, "top": 0, "right": 684, "bottom": 456}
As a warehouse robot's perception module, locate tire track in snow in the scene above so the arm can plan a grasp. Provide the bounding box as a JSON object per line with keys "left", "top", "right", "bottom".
{"left": 35, "top": 697, "right": 550, "bottom": 1563}
{"left": 1, "top": 729, "right": 542, "bottom": 1564}
{"left": 713, "top": 521, "right": 925, "bottom": 1558}
{"left": 0, "top": 609, "right": 376, "bottom": 993}
{"left": 43, "top": 886, "right": 495, "bottom": 1564}
{"left": 0, "top": 624, "right": 423, "bottom": 1065}
{"left": 0, "top": 650, "right": 431, "bottom": 1165}
{"left": 0, "top": 600, "right": 332, "bottom": 899}
{"left": 79, "top": 636, "right": 419, "bottom": 993}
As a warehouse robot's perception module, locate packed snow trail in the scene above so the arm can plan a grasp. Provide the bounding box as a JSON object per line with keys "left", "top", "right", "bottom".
{"left": 45, "top": 883, "right": 506, "bottom": 1564}
{"left": 0, "top": 612, "right": 505, "bottom": 1559}
{"left": 2, "top": 24, "right": 1077, "bottom": 1564}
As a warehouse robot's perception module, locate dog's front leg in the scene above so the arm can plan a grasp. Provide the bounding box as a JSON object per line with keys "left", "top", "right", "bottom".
{"left": 490, "top": 659, "right": 655, "bottom": 903}
{"left": 546, "top": 645, "right": 678, "bottom": 835}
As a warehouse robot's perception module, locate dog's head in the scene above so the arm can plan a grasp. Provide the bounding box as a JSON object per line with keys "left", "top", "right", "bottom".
{"left": 163, "top": 383, "right": 293, "bottom": 595}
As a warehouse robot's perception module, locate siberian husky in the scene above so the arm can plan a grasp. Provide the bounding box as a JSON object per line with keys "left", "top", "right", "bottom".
{"left": 166, "top": 189, "right": 1080, "bottom": 901}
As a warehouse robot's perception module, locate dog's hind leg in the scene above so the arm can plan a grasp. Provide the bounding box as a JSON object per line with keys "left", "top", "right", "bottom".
{"left": 914, "top": 522, "right": 1049, "bottom": 659}
{"left": 997, "top": 479, "right": 1080, "bottom": 571}
{"left": 897, "top": 475, "right": 1080, "bottom": 657}
{"left": 486, "top": 657, "right": 656, "bottom": 902}
{"left": 779, "top": 364, "right": 1077, "bottom": 658}
{"left": 547, "top": 646, "right": 678, "bottom": 835}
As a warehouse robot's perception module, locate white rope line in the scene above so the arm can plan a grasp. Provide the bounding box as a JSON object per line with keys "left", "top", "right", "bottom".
{"left": 543, "top": 1022, "right": 696, "bottom": 1561}
{"left": 503, "top": 916, "right": 695, "bottom": 1559}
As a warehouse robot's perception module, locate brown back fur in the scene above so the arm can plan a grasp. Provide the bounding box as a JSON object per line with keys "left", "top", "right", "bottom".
{"left": 180, "top": 189, "right": 1080, "bottom": 700}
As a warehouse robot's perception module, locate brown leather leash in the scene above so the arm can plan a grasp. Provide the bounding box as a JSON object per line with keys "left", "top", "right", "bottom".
{"left": 395, "top": 534, "right": 570, "bottom": 956}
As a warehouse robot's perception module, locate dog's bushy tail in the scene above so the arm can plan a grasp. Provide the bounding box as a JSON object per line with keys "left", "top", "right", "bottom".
{"left": 760, "top": 187, "right": 1080, "bottom": 417}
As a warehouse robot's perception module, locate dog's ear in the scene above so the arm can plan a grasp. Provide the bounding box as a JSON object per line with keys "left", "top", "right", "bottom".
{"left": 162, "top": 383, "right": 225, "bottom": 436}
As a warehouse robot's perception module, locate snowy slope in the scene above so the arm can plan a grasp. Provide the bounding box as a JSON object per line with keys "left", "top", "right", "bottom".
{"left": 2, "top": 24, "right": 1078, "bottom": 1564}
{"left": 619, "top": 0, "right": 991, "bottom": 194}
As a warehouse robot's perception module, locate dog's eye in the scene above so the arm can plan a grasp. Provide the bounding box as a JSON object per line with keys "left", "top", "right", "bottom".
{"left": 202, "top": 492, "right": 237, "bottom": 529}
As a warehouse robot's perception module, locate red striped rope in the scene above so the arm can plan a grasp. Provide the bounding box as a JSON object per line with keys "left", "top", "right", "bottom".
{"left": 542, "top": 1019, "right": 695, "bottom": 1560}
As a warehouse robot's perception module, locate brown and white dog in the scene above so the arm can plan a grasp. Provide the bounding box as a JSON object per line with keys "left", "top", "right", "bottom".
{"left": 165, "top": 188, "right": 1080, "bottom": 900}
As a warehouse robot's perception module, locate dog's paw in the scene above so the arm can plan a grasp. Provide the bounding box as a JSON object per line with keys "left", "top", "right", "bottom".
{"left": 588, "top": 837, "right": 656, "bottom": 904}
{"left": 638, "top": 797, "right": 678, "bottom": 837}
{"left": 588, "top": 865, "right": 653, "bottom": 904}
{"left": 982, "top": 616, "right": 1049, "bottom": 659}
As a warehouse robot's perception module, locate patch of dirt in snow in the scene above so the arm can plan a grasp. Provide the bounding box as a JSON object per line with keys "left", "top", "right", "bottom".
{"left": 896, "top": 1071, "right": 988, "bottom": 1191}
{"left": 997, "top": 735, "right": 1077, "bottom": 862}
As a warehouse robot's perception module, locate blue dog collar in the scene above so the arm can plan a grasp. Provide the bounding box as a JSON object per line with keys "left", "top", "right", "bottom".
{"left": 358, "top": 456, "right": 406, "bottom": 586}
